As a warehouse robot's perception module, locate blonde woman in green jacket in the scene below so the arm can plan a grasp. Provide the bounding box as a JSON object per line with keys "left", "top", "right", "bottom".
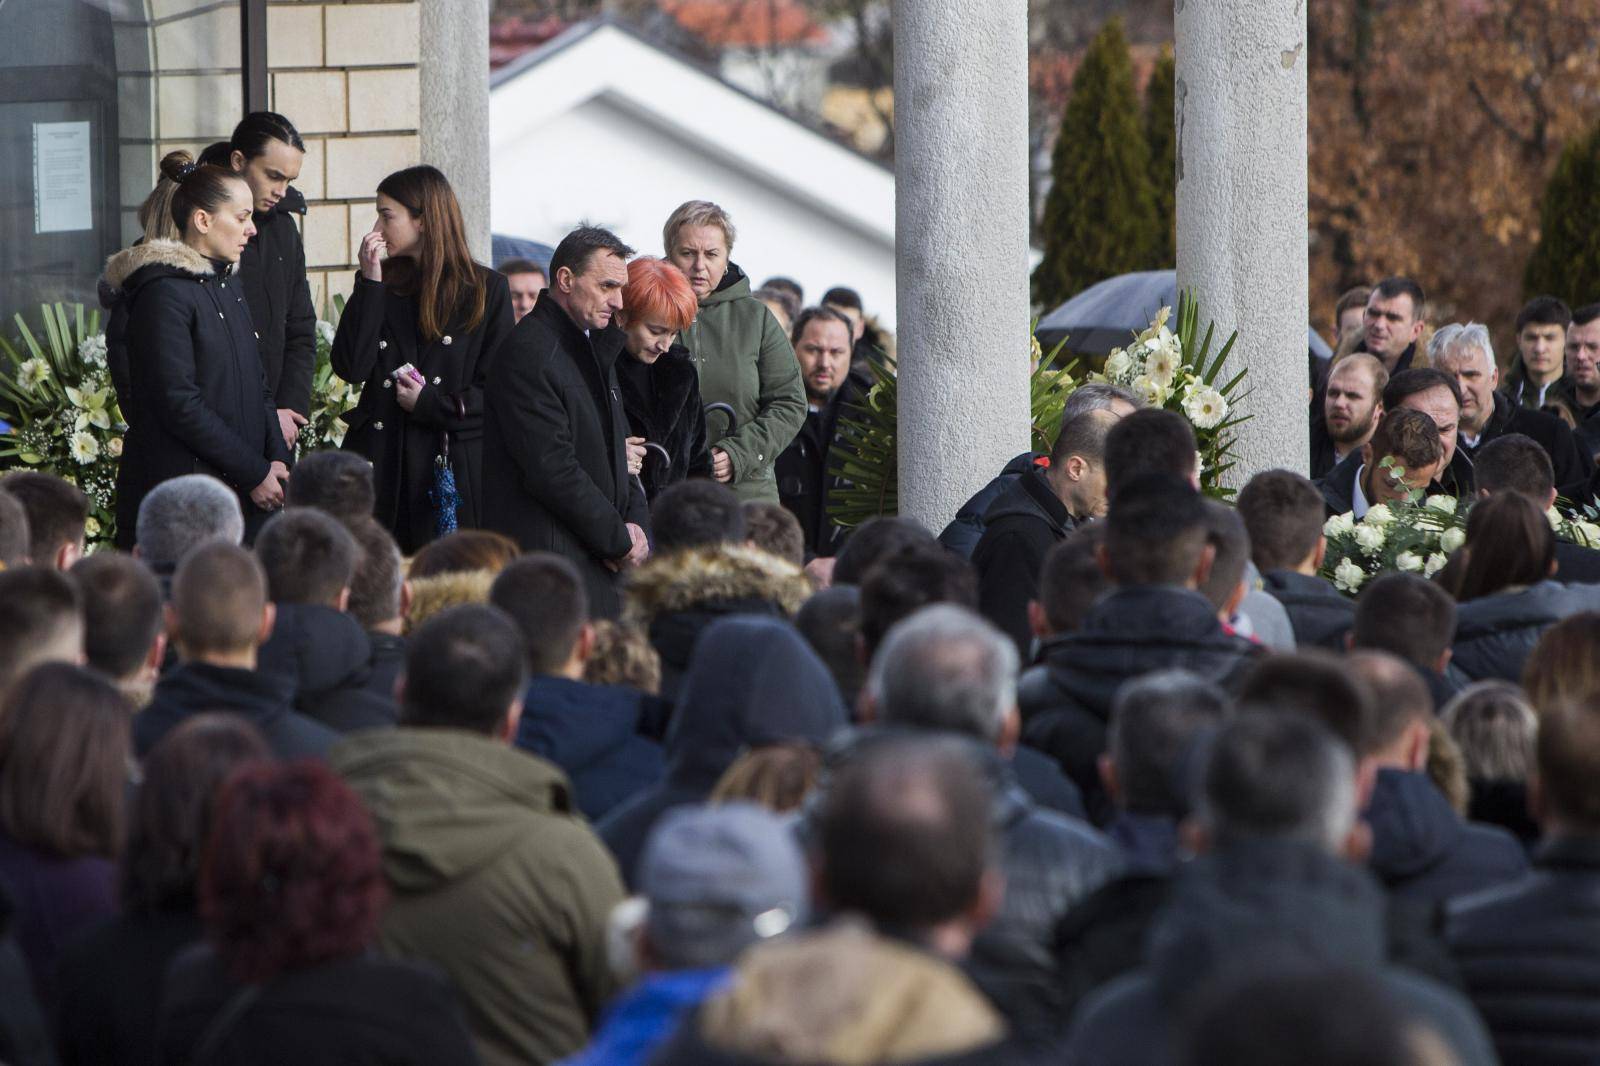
{"left": 664, "top": 200, "right": 807, "bottom": 504}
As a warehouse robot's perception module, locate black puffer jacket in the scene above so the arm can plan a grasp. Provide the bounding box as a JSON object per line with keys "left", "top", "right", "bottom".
{"left": 1261, "top": 569, "right": 1355, "bottom": 650}
{"left": 1063, "top": 839, "right": 1498, "bottom": 1066}
{"left": 1446, "top": 834, "right": 1600, "bottom": 1066}
{"left": 1019, "top": 587, "right": 1260, "bottom": 823}
{"left": 1450, "top": 580, "right": 1600, "bottom": 683}
{"left": 237, "top": 187, "right": 316, "bottom": 415}
{"left": 1366, "top": 768, "right": 1528, "bottom": 904}
{"left": 615, "top": 342, "right": 711, "bottom": 500}
{"left": 104, "top": 239, "right": 291, "bottom": 547}
{"left": 255, "top": 603, "right": 398, "bottom": 733}
{"left": 973, "top": 467, "right": 1080, "bottom": 660}
{"left": 938, "top": 452, "right": 1045, "bottom": 560}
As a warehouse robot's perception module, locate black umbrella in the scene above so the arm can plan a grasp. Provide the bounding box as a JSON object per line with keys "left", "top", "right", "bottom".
{"left": 1036, "top": 270, "right": 1332, "bottom": 361}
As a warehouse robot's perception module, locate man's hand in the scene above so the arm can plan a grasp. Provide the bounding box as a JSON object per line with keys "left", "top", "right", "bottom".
{"left": 712, "top": 448, "right": 733, "bottom": 483}
{"left": 395, "top": 372, "right": 422, "bottom": 412}
{"left": 804, "top": 556, "right": 836, "bottom": 589}
{"left": 277, "top": 408, "right": 308, "bottom": 450}
{"left": 605, "top": 523, "right": 652, "bottom": 573}
{"left": 625, "top": 436, "right": 646, "bottom": 476}
{"left": 249, "top": 461, "right": 290, "bottom": 511}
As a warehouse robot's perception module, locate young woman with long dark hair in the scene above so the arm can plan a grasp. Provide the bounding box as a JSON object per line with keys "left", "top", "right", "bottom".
{"left": 332, "top": 165, "right": 513, "bottom": 553}
{"left": 199, "top": 112, "right": 316, "bottom": 452}
{"left": 105, "top": 150, "right": 291, "bottom": 547}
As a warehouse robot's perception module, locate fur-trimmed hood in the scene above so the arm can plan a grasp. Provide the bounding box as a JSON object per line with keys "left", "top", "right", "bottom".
{"left": 623, "top": 542, "right": 812, "bottom": 624}
{"left": 403, "top": 568, "right": 495, "bottom": 635}
{"left": 102, "top": 238, "right": 221, "bottom": 296}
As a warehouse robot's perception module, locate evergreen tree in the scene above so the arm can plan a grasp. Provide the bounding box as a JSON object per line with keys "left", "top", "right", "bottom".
{"left": 1524, "top": 121, "right": 1600, "bottom": 306}
{"left": 1144, "top": 47, "right": 1177, "bottom": 268}
{"left": 1031, "top": 17, "right": 1160, "bottom": 312}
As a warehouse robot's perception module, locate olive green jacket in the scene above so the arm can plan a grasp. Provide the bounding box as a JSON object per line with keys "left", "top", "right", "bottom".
{"left": 332, "top": 728, "right": 623, "bottom": 1066}
{"left": 681, "top": 264, "right": 806, "bottom": 503}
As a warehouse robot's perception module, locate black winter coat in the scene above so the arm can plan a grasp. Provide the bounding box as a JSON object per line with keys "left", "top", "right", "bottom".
{"left": 1450, "top": 580, "right": 1600, "bottom": 683}
{"left": 1460, "top": 390, "right": 1593, "bottom": 500}
{"left": 1366, "top": 768, "right": 1528, "bottom": 904}
{"left": 1020, "top": 587, "right": 1260, "bottom": 824}
{"left": 255, "top": 603, "right": 398, "bottom": 733}
{"left": 615, "top": 343, "right": 710, "bottom": 500}
{"left": 135, "top": 661, "right": 337, "bottom": 760}
{"left": 513, "top": 675, "right": 665, "bottom": 823}
{"left": 105, "top": 240, "right": 291, "bottom": 547}
{"left": 938, "top": 452, "right": 1046, "bottom": 559}
{"left": 333, "top": 268, "right": 514, "bottom": 554}
{"left": 1555, "top": 538, "right": 1600, "bottom": 583}
{"left": 480, "top": 296, "right": 647, "bottom": 618}
{"left": 775, "top": 385, "right": 856, "bottom": 558}
{"left": 1261, "top": 569, "right": 1355, "bottom": 650}
{"left": 237, "top": 187, "right": 316, "bottom": 415}
{"left": 1446, "top": 834, "right": 1600, "bottom": 1066}
{"left": 973, "top": 467, "right": 1080, "bottom": 659}
{"left": 57, "top": 909, "right": 201, "bottom": 1066}
{"left": 158, "top": 946, "right": 480, "bottom": 1066}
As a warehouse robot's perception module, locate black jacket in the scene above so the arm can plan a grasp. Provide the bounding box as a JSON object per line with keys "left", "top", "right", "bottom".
{"left": 1063, "top": 839, "right": 1498, "bottom": 1066}
{"left": 973, "top": 467, "right": 1080, "bottom": 659}
{"left": 1446, "top": 834, "right": 1600, "bottom": 1066}
{"left": 1261, "top": 569, "right": 1355, "bottom": 650}
{"left": 596, "top": 615, "right": 846, "bottom": 888}
{"left": 363, "top": 632, "right": 406, "bottom": 707}
{"left": 1450, "top": 580, "right": 1600, "bottom": 683}
{"left": 1020, "top": 587, "right": 1260, "bottom": 824}
{"left": 513, "top": 675, "right": 665, "bottom": 823}
{"left": 158, "top": 946, "right": 479, "bottom": 1066}
{"left": 1460, "top": 390, "right": 1592, "bottom": 500}
{"left": 135, "top": 661, "right": 337, "bottom": 760}
{"left": 255, "top": 604, "right": 398, "bottom": 733}
{"left": 1366, "top": 768, "right": 1528, "bottom": 904}
{"left": 237, "top": 187, "right": 316, "bottom": 415}
{"left": 480, "top": 295, "right": 647, "bottom": 618}
{"left": 1307, "top": 415, "right": 1346, "bottom": 480}
{"left": 775, "top": 383, "right": 856, "bottom": 558}
{"left": 1317, "top": 448, "right": 1474, "bottom": 516}
{"left": 57, "top": 909, "right": 202, "bottom": 1066}
{"left": 614, "top": 342, "right": 711, "bottom": 500}
{"left": 0, "top": 885, "right": 52, "bottom": 1066}
{"left": 1555, "top": 538, "right": 1600, "bottom": 583}
{"left": 939, "top": 452, "right": 1046, "bottom": 560}
{"left": 332, "top": 268, "right": 514, "bottom": 553}
{"left": 104, "top": 240, "right": 291, "bottom": 547}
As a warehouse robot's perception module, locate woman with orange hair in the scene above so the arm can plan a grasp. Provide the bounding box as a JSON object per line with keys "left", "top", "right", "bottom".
{"left": 615, "top": 257, "right": 712, "bottom": 499}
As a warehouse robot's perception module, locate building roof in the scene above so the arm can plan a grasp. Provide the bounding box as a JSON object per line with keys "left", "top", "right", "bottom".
{"left": 659, "top": 0, "right": 829, "bottom": 49}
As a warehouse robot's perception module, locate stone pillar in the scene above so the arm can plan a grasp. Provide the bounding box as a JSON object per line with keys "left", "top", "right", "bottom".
{"left": 419, "top": 0, "right": 492, "bottom": 263}
{"left": 893, "top": 0, "right": 1032, "bottom": 531}
{"left": 1176, "top": 0, "right": 1309, "bottom": 481}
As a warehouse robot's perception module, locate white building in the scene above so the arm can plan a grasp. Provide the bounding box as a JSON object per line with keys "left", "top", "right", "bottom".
{"left": 489, "top": 20, "right": 898, "bottom": 328}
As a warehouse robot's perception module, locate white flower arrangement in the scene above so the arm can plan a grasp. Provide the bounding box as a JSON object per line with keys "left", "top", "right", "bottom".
{"left": 298, "top": 300, "right": 362, "bottom": 453}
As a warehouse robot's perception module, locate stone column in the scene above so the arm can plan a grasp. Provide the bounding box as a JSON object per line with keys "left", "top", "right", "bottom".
{"left": 420, "top": 0, "right": 492, "bottom": 263}
{"left": 1176, "top": 0, "right": 1309, "bottom": 481}
{"left": 893, "top": 0, "right": 1032, "bottom": 531}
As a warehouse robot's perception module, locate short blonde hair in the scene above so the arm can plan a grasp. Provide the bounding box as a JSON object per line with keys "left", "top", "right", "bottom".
{"left": 583, "top": 620, "right": 662, "bottom": 696}
{"left": 663, "top": 200, "right": 736, "bottom": 255}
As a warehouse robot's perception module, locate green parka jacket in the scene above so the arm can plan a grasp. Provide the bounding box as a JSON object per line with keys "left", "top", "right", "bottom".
{"left": 681, "top": 263, "right": 807, "bottom": 503}
{"left": 332, "top": 728, "right": 624, "bottom": 1066}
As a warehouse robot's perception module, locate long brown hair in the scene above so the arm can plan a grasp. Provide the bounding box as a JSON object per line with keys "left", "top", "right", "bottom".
{"left": 376, "top": 165, "right": 485, "bottom": 342}
{"left": 1455, "top": 491, "right": 1555, "bottom": 602}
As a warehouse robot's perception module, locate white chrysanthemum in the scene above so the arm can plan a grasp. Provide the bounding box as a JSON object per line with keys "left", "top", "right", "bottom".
{"left": 1424, "top": 553, "right": 1448, "bottom": 577}
{"left": 1333, "top": 558, "right": 1367, "bottom": 593}
{"left": 1440, "top": 526, "right": 1466, "bottom": 554}
{"left": 1424, "top": 495, "right": 1456, "bottom": 514}
{"left": 1324, "top": 513, "right": 1355, "bottom": 539}
{"left": 1364, "top": 503, "right": 1394, "bottom": 527}
{"left": 1132, "top": 375, "right": 1168, "bottom": 407}
{"left": 77, "top": 335, "right": 107, "bottom": 365}
{"left": 69, "top": 431, "right": 99, "bottom": 464}
{"left": 17, "top": 359, "right": 48, "bottom": 391}
{"left": 1396, "top": 551, "right": 1424, "bottom": 573}
{"left": 1353, "top": 524, "right": 1386, "bottom": 552}
{"left": 1104, "top": 348, "right": 1133, "bottom": 381}
{"left": 1181, "top": 386, "right": 1228, "bottom": 430}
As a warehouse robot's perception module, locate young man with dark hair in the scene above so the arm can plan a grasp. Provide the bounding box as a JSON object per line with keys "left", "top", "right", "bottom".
{"left": 832, "top": 515, "right": 936, "bottom": 585}
{"left": 0, "top": 488, "right": 29, "bottom": 569}
{"left": 649, "top": 478, "right": 745, "bottom": 552}
{"left": 1474, "top": 433, "right": 1600, "bottom": 583}
{"left": 332, "top": 604, "right": 624, "bottom": 1066}
{"left": 284, "top": 449, "right": 376, "bottom": 525}
{"left": 1316, "top": 407, "right": 1445, "bottom": 517}
{"left": 1505, "top": 294, "right": 1574, "bottom": 416}
{"left": 1448, "top": 692, "right": 1600, "bottom": 1064}
{"left": 857, "top": 543, "right": 978, "bottom": 662}
{"left": 775, "top": 306, "right": 858, "bottom": 558}
{"left": 498, "top": 257, "right": 546, "bottom": 323}
{"left": 1030, "top": 524, "right": 1111, "bottom": 642}
{"left": 1352, "top": 572, "right": 1460, "bottom": 710}
{"left": 491, "top": 554, "right": 664, "bottom": 822}
{"left": 1199, "top": 499, "right": 1295, "bottom": 649}
{"left": 1359, "top": 276, "right": 1429, "bottom": 372}
{"left": 70, "top": 553, "right": 165, "bottom": 706}
{"left": 1103, "top": 409, "right": 1199, "bottom": 501}
{"left": 741, "top": 500, "right": 804, "bottom": 567}
{"left": 0, "top": 568, "right": 82, "bottom": 700}
{"left": 254, "top": 508, "right": 395, "bottom": 732}
{"left": 482, "top": 225, "right": 649, "bottom": 619}
{"left": 138, "top": 542, "right": 335, "bottom": 759}
{"left": 1020, "top": 476, "right": 1258, "bottom": 821}
{"left": 1238, "top": 469, "right": 1354, "bottom": 649}
{"left": 1565, "top": 302, "right": 1600, "bottom": 458}
{"left": 975, "top": 408, "right": 1121, "bottom": 657}
{"left": 0, "top": 471, "right": 88, "bottom": 571}
{"left": 345, "top": 516, "right": 410, "bottom": 707}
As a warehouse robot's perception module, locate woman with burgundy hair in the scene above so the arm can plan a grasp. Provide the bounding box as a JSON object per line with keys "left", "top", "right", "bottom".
{"left": 615, "top": 256, "right": 712, "bottom": 500}
{"left": 157, "top": 761, "right": 478, "bottom": 1066}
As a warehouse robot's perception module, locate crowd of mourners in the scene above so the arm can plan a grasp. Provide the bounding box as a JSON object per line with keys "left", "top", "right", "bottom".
{"left": 0, "top": 108, "right": 1595, "bottom": 1065}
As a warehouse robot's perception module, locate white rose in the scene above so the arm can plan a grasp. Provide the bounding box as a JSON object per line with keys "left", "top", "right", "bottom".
{"left": 1324, "top": 513, "right": 1355, "bottom": 539}
{"left": 1181, "top": 386, "right": 1228, "bottom": 430}
{"left": 1364, "top": 504, "right": 1394, "bottom": 527}
{"left": 1104, "top": 348, "right": 1133, "bottom": 381}
{"left": 1424, "top": 552, "right": 1448, "bottom": 577}
{"left": 107, "top": 436, "right": 123, "bottom": 458}
{"left": 1353, "top": 524, "right": 1386, "bottom": 553}
{"left": 84, "top": 516, "right": 102, "bottom": 538}
{"left": 1333, "top": 558, "right": 1367, "bottom": 593}
{"left": 1396, "top": 551, "right": 1424, "bottom": 572}
{"left": 1424, "top": 495, "right": 1457, "bottom": 514}
{"left": 1440, "top": 526, "right": 1466, "bottom": 554}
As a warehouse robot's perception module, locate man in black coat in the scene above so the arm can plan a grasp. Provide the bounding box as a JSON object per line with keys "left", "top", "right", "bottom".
{"left": 1446, "top": 695, "right": 1600, "bottom": 1066}
{"left": 1473, "top": 432, "right": 1600, "bottom": 582}
{"left": 1019, "top": 477, "right": 1260, "bottom": 824}
{"left": 1315, "top": 407, "right": 1446, "bottom": 518}
{"left": 974, "top": 408, "right": 1121, "bottom": 659}
{"left": 1429, "top": 322, "right": 1593, "bottom": 499}
{"left": 776, "top": 307, "right": 857, "bottom": 558}
{"left": 1237, "top": 470, "right": 1354, "bottom": 649}
{"left": 237, "top": 185, "right": 317, "bottom": 450}
{"left": 481, "top": 227, "right": 649, "bottom": 618}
